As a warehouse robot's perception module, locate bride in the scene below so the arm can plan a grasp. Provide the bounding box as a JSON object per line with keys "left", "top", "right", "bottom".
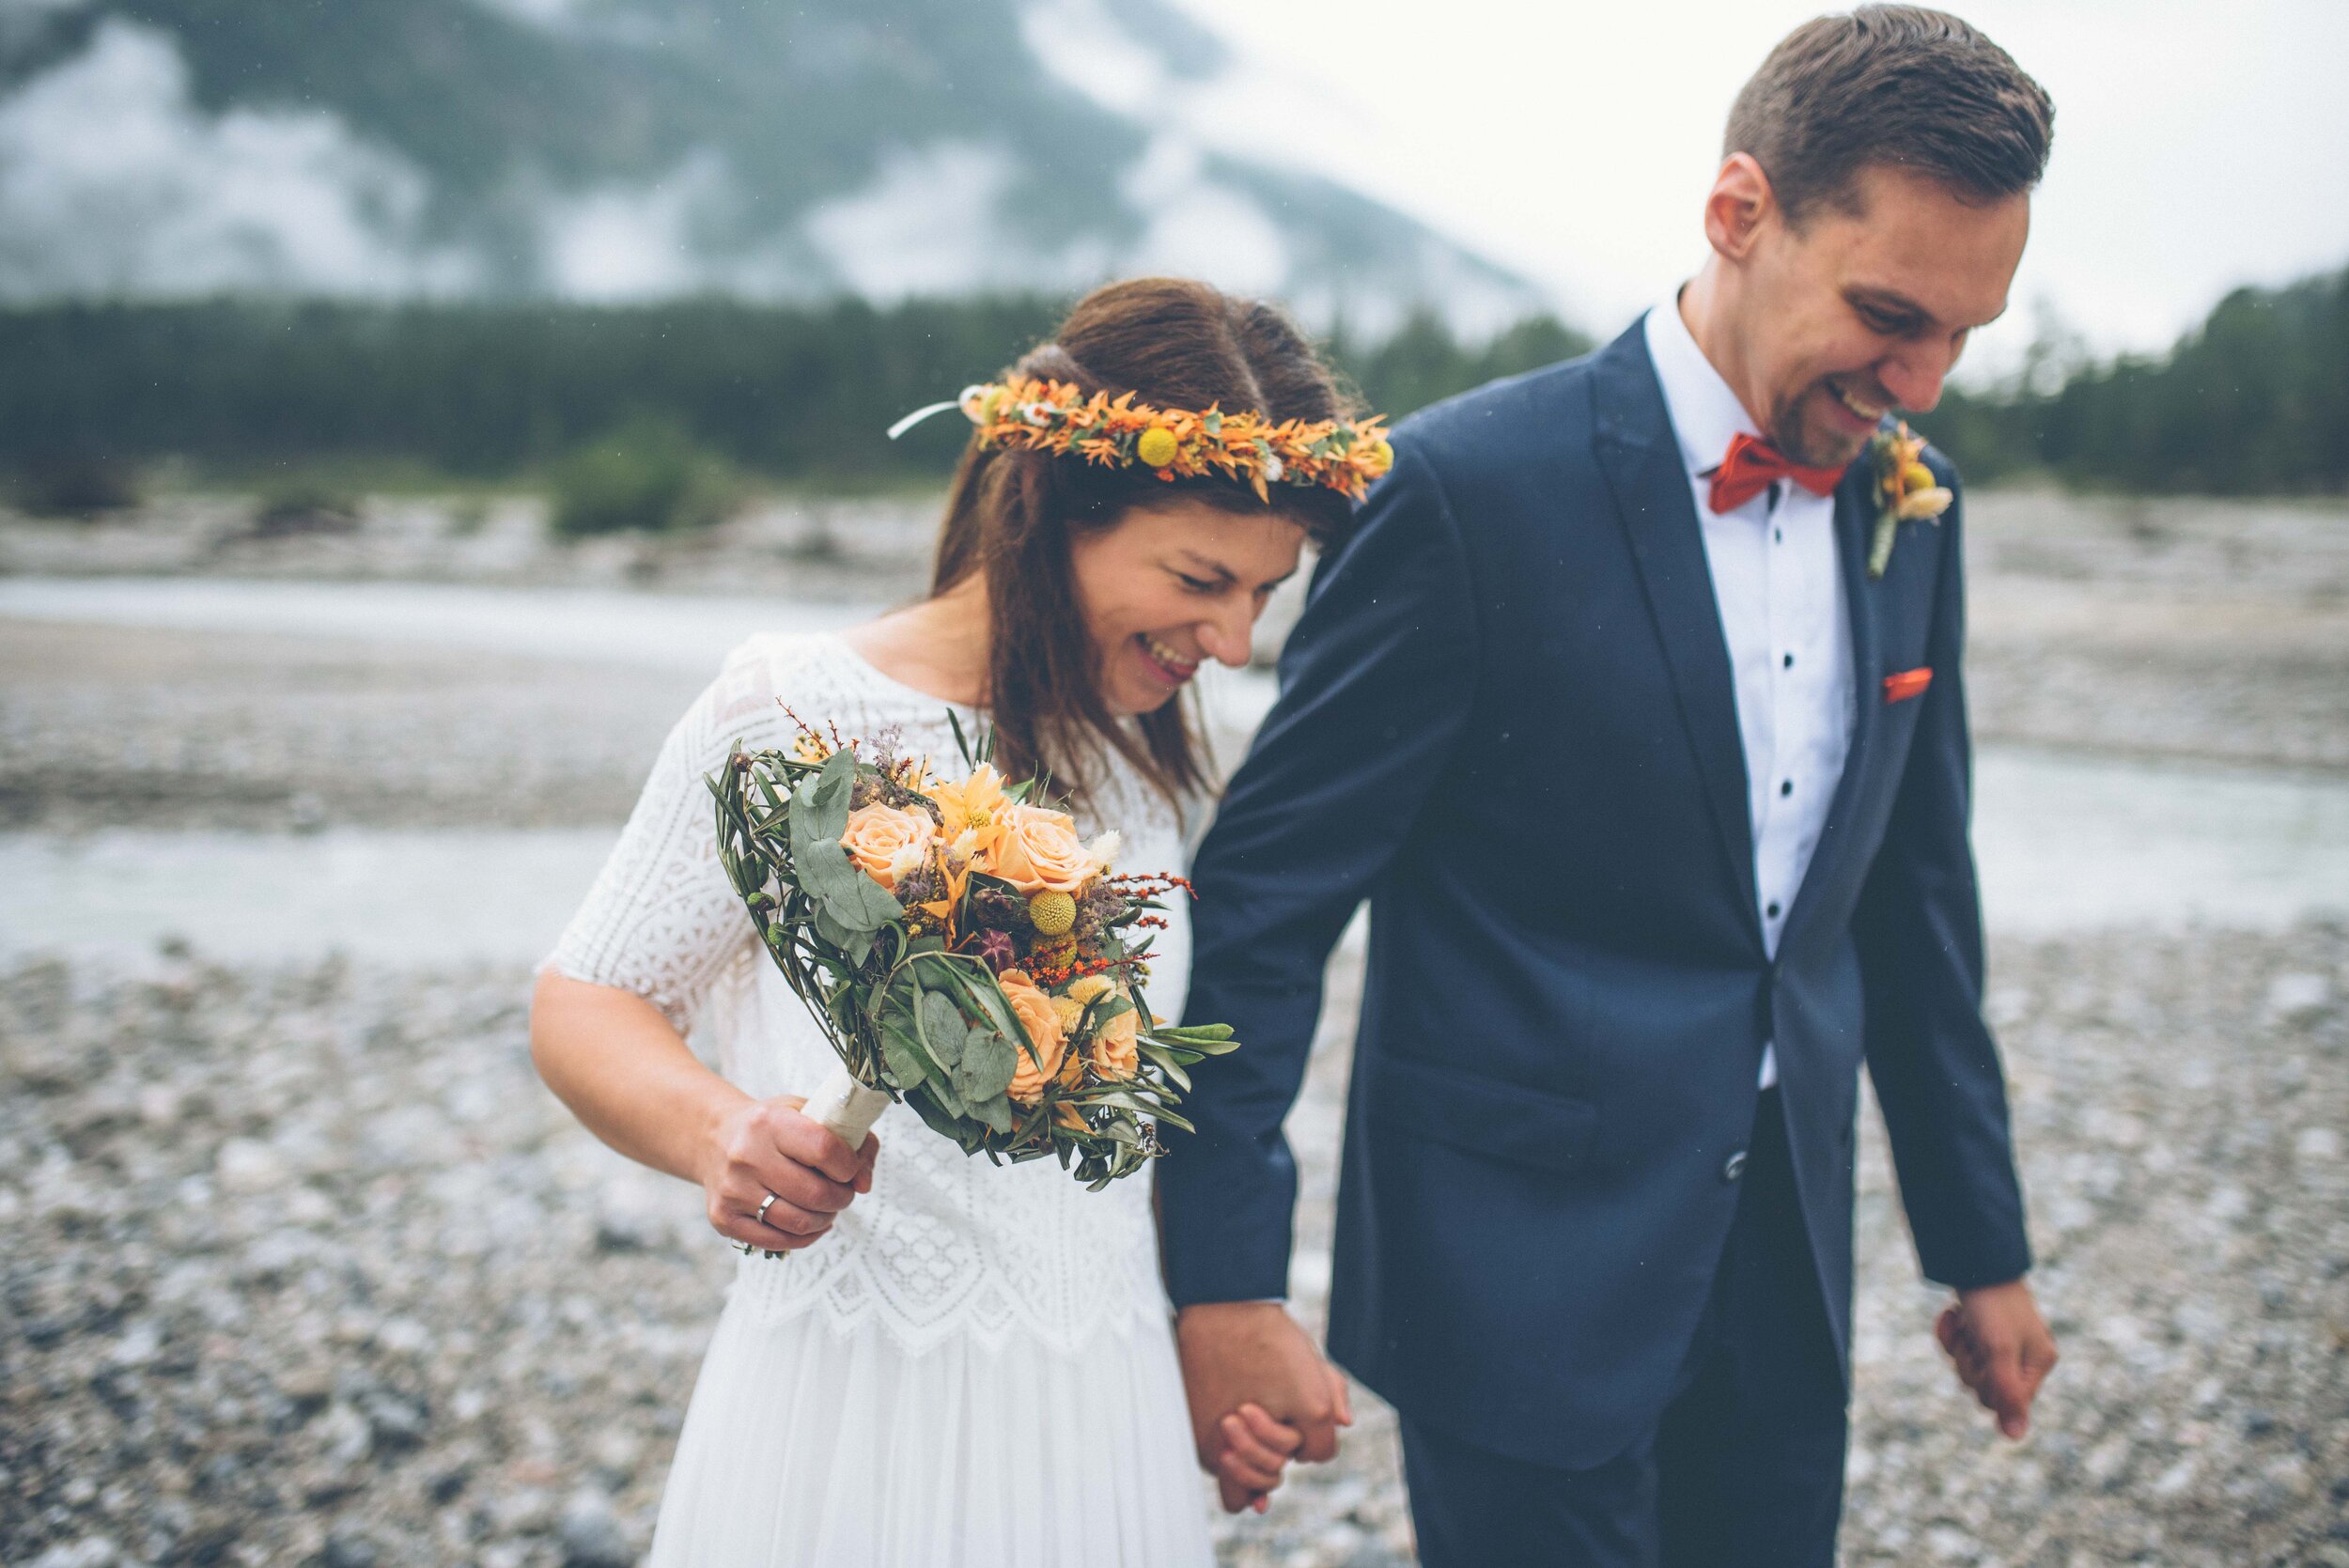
{"left": 529, "top": 277, "right": 1370, "bottom": 1566}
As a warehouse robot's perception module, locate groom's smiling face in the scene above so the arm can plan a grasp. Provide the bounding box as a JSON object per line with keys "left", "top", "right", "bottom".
{"left": 1728, "top": 162, "right": 2030, "bottom": 469}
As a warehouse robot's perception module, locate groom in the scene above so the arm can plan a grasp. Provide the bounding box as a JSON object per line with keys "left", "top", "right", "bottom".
{"left": 1160, "top": 8, "right": 2060, "bottom": 1562}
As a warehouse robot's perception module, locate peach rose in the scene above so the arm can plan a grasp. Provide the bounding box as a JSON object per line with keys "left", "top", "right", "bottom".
{"left": 996, "top": 970, "right": 1066, "bottom": 1105}
{"left": 839, "top": 802, "right": 935, "bottom": 890}
{"left": 1090, "top": 987, "right": 1140, "bottom": 1079}
{"left": 993, "top": 803, "right": 1097, "bottom": 896}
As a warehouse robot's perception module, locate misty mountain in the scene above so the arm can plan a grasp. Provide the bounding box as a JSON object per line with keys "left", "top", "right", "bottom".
{"left": 0, "top": 0, "right": 1542, "bottom": 333}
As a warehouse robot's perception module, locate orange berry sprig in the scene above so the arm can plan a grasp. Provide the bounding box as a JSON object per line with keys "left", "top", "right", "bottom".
{"left": 1105, "top": 872, "right": 1194, "bottom": 900}
{"left": 1026, "top": 950, "right": 1151, "bottom": 990}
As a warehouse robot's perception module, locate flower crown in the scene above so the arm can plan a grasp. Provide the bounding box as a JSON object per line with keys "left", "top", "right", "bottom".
{"left": 891, "top": 375, "right": 1393, "bottom": 503}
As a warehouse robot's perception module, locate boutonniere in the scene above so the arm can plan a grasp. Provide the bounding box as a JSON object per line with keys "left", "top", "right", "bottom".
{"left": 1867, "top": 421, "right": 1952, "bottom": 579}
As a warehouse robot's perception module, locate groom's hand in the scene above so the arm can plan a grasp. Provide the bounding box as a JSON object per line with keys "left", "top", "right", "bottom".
{"left": 1936, "top": 1278, "right": 2058, "bottom": 1439}
{"left": 1175, "top": 1301, "right": 1352, "bottom": 1509}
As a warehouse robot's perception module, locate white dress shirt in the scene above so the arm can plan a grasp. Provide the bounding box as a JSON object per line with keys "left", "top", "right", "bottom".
{"left": 1642, "top": 296, "right": 1857, "bottom": 1091}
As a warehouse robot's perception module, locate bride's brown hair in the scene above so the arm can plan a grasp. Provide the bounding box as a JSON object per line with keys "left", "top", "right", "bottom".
{"left": 931, "top": 277, "right": 1359, "bottom": 804}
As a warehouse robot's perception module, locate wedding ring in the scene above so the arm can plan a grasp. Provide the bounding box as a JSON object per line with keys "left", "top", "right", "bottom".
{"left": 754, "top": 1191, "right": 780, "bottom": 1227}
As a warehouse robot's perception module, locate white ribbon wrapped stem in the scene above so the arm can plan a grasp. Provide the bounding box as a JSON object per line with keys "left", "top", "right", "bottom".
{"left": 799, "top": 1062, "right": 892, "bottom": 1150}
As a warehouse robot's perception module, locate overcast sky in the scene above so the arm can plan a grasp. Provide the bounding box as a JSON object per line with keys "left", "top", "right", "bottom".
{"left": 1172, "top": 0, "right": 2349, "bottom": 380}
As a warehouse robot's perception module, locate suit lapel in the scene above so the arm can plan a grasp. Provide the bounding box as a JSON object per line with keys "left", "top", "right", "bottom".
{"left": 1780, "top": 462, "right": 1884, "bottom": 948}
{"left": 1591, "top": 326, "right": 1759, "bottom": 932}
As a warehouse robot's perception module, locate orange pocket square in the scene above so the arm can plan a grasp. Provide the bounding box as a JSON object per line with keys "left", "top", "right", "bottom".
{"left": 1883, "top": 667, "right": 1934, "bottom": 703}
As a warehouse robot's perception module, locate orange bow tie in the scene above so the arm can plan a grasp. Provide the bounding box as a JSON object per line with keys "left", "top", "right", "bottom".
{"left": 1707, "top": 432, "right": 1846, "bottom": 514}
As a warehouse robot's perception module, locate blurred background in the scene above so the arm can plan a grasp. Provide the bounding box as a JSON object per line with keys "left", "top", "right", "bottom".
{"left": 1, "top": 3, "right": 2343, "bottom": 1566}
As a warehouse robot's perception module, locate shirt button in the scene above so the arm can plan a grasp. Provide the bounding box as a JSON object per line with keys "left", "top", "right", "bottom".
{"left": 1722, "top": 1150, "right": 1749, "bottom": 1183}
{"left": 1766, "top": 901, "right": 1781, "bottom": 919}
{"left": 1773, "top": 528, "right": 1782, "bottom": 544}
{"left": 1782, "top": 652, "right": 1795, "bottom": 668}
{"left": 1780, "top": 780, "right": 1794, "bottom": 797}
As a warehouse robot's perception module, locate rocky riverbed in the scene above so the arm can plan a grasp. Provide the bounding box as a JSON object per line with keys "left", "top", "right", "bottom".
{"left": 5, "top": 486, "right": 2347, "bottom": 1564}
{"left": 2, "top": 924, "right": 2345, "bottom": 1567}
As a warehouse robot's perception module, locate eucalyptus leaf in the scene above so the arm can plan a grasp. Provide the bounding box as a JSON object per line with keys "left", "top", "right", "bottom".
{"left": 954, "top": 1024, "right": 1018, "bottom": 1104}
{"left": 920, "top": 992, "right": 967, "bottom": 1068}
{"left": 811, "top": 905, "right": 856, "bottom": 952}
{"left": 928, "top": 960, "right": 1027, "bottom": 1061}
{"left": 907, "top": 1086, "right": 969, "bottom": 1143}
{"left": 830, "top": 866, "right": 906, "bottom": 934}
{"left": 922, "top": 1071, "right": 968, "bottom": 1120}
{"left": 810, "top": 749, "right": 857, "bottom": 837}
{"left": 879, "top": 1015, "right": 932, "bottom": 1091}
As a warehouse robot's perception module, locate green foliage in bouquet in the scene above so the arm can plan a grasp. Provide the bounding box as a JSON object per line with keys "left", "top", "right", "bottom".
{"left": 707, "top": 727, "right": 1237, "bottom": 1189}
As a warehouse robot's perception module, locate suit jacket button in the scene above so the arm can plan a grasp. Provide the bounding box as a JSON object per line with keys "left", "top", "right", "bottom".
{"left": 1721, "top": 1150, "right": 1749, "bottom": 1183}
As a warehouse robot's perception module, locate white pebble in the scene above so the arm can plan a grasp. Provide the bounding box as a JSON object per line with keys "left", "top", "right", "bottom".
{"left": 2266, "top": 972, "right": 2334, "bottom": 1024}
{"left": 215, "top": 1137, "right": 287, "bottom": 1193}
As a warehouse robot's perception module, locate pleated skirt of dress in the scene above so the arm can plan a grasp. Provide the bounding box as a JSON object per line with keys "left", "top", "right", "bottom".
{"left": 645, "top": 1276, "right": 1217, "bottom": 1568}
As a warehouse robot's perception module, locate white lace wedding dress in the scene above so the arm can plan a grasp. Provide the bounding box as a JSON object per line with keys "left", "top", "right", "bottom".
{"left": 547, "top": 631, "right": 1214, "bottom": 1568}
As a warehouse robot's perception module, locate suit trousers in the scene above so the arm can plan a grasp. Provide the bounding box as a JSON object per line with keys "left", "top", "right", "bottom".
{"left": 1397, "top": 1090, "right": 1850, "bottom": 1568}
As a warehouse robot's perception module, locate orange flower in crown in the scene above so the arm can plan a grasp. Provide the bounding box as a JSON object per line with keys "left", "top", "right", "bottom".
{"left": 889, "top": 377, "right": 1394, "bottom": 504}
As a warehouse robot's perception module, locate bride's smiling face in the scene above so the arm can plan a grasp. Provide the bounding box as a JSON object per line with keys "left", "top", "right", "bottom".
{"left": 1069, "top": 498, "right": 1307, "bottom": 717}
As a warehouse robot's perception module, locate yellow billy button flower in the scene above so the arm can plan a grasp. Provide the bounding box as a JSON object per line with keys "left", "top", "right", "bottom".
{"left": 1028, "top": 890, "right": 1078, "bottom": 937}
{"left": 1136, "top": 426, "right": 1179, "bottom": 469}
{"left": 1868, "top": 420, "right": 1954, "bottom": 578}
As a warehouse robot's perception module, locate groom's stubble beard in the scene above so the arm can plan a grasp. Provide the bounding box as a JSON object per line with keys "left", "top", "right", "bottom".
{"left": 1767, "top": 382, "right": 1875, "bottom": 473}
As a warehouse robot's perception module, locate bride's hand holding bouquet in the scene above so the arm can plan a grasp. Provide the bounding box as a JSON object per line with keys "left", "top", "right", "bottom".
{"left": 693, "top": 1088, "right": 879, "bottom": 1255}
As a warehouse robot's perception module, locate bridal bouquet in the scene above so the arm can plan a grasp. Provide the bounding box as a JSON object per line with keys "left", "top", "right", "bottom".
{"left": 707, "top": 715, "right": 1237, "bottom": 1197}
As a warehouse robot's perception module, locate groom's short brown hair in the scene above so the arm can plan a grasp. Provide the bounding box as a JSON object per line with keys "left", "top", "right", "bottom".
{"left": 1727, "top": 5, "right": 2054, "bottom": 224}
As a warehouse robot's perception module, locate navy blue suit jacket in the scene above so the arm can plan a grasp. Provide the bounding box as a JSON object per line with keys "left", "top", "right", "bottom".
{"left": 1158, "top": 322, "right": 2033, "bottom": 1470}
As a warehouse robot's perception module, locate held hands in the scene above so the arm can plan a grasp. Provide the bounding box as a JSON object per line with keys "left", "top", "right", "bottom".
{"left": 1936, "top": 1278, "right": 2058, "bottom": 1439}
{"left": 1175, "top": 1301, "right": 1353, "bottom": 1513}
{"left": 701, "top": 1094, "right": 879, "bottom": 1253}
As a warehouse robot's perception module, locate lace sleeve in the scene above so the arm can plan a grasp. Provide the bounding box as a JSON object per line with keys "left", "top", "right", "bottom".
{"left": 544, "top": 636, "right": 809, "bottom": 1033}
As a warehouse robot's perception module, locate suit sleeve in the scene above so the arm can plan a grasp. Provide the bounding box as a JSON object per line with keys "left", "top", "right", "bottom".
{"left": 1855, "top": 474, "right": 2034, "bottom": 1291}
{"left": 1158, "top": 441, "right": 1480, "bottom": 1307}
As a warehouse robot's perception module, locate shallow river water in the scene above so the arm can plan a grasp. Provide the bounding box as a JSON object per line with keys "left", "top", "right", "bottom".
{"left": 4, "top": 575, "right": 2343, "bottom": 965}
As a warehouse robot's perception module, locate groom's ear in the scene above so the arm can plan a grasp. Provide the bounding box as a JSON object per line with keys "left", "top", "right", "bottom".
{"left": 1703, "top": 153, "right": 1778, "bottom": 262}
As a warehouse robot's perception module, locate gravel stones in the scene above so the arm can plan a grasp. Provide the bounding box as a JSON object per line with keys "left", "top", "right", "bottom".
{"left": 5, "top": 924, "right": 2344, "bottom": 1564}
{"left": 0, "top": 958, "right": 674, "bottom": 1567}
{"left": 1212, "top": 921, "right": 2349, "bottom": 1568}
{"left": 556, "top": 1489, "right": 633, "bottom": 1568}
